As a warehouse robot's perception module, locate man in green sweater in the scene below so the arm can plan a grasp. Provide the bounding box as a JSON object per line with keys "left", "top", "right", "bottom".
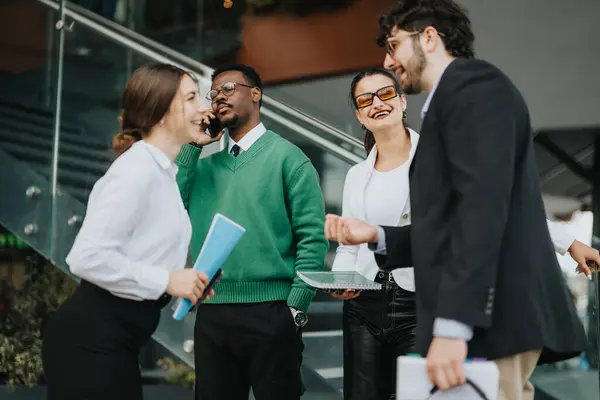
{"left": 175, "top": 64, "right": 328, "bottom": 400}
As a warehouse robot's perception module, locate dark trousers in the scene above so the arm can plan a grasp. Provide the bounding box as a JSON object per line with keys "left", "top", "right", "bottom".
{"left": 343, "top": 272, "right": 417, "bottom": 400}
{"left": 194, "top": 301, "right": 303, "bottom": 400}
{"left": 42, "top": 281, "right": 168, "bottom": 400}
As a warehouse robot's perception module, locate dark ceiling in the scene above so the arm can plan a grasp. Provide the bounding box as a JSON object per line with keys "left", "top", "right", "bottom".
{"left": 534, "top": 127, "right": 599, "bottom": 207}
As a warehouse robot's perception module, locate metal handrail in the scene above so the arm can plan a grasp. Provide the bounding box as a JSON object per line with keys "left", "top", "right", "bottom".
{"left": 36, "top": 0, "right": 364, "bottom": 158}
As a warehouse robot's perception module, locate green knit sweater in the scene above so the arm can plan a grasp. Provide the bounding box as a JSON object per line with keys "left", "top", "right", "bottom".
{"left": 175, "top": 130, "right": 328, "bottom": 312}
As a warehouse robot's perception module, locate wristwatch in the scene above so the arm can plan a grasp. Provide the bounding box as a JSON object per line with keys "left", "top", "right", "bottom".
{"left": 290, "top": 307, "right": 308, "bottom": 328}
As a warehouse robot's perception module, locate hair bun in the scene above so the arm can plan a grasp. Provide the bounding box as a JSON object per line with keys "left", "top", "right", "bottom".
{"left": 112, "top": 129, "right": 142, "bottom": 157}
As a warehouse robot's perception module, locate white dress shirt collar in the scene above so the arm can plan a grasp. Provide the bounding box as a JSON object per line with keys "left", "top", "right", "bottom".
{"left": 228, "top": 122, "right": 267, "bottom": 154}
{"left": 420, "top": 60, "right": 454, "bottom": 120}
{"left": 137, "top": 140, "right": 178, "bottom": 178}
{"left": 365, "top": 128, "right": 420, "bottom": 168}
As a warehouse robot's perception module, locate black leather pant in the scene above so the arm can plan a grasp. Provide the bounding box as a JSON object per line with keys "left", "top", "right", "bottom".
{"left": 342, "top": 272, "right": 417, "bottom": 400}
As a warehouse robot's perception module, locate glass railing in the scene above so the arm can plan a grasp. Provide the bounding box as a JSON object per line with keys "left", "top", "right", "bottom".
{"left": 0, "top": 3, "right": 59, "bottom": 269}
{"left": 36, "top": 0, "right": 366, "bottom": 164}
{"left": 1, "top": 0, "right": 598, "bottom": 398}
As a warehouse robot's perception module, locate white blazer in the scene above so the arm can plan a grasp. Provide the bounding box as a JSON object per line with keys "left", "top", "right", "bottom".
{"left": 331, "top": 128, "right": 576, "bottom": 293}
{"left": 332, "top": 129, "right": 419, "bottom": 291}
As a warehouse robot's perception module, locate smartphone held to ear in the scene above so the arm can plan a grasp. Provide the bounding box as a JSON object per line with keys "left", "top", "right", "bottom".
{"left": 207, "top": 117, "right": 223, "bottom": 138}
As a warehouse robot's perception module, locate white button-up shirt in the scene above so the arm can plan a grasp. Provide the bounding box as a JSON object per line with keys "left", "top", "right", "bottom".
{"left": 228, "top": 122, "right": 267, "bottom": 154}
{"left": 66, "top": 140, "right": 192, "bottom": 301}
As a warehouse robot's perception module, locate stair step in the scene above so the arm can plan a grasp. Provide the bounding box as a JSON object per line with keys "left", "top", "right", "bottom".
{"left": 0, "top": 142, "right": 108, "bottom": 177}
{"left": 0, "top": 129, "right": 113, "bottom": 163}
{"left": 0, "top": 97, "right": 82, "bottom": 134}
{"left": 0, "top": 115, "right": 108, "bottom": 150}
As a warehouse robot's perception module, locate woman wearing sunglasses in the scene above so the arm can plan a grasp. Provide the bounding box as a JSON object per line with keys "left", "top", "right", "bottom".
{"left": 331, "top": 68, "right": 582, "bottom": 400}
{"left": 331, "top": 68, "right": 417, "bottom": 400}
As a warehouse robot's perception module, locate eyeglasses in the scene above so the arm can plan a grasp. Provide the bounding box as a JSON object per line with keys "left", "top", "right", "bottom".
{"left": 385, "top": 31, "right": 421, "bottom": 55}
{"left": 385, "top": 30, "right": 445, "bottom": 55}
{"left": 206, "top": 81, "right": 256, "bottom": 102}
{"left": 355, "top": 85, "right": 399, "bottom": 109}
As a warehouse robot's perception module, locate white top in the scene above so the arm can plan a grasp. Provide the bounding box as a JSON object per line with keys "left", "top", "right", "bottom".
{"left": 365, "top": 166, "right": 410, "bottom": 227}
{"left": 228, "top": 122, "right": 267, "bottom": 154}
{"left": 66, "top": 140, "right": 192, "bottom": 301}
{"left": 332, "top": 129, "right": 419, "bottom": 291}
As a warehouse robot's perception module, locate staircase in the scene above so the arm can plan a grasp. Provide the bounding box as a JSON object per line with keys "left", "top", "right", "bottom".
{"left": 0, "top": 97, "right": 112, "bottom": 204}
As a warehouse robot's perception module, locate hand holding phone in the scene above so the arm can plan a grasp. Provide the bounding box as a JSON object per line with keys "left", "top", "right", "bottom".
{"left": 191, "top": 109, "right": 224, "bottom": 146}
{"left": 207, "top": 116, "right": 224, "bottom": 138}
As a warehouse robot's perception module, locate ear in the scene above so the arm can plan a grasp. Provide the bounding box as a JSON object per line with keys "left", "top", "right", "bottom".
{"left": 400, "top": 94, "right": 407, "bottom": 111}
{"left": 251, "top": 87, "right": 262, "bottom": 104}
{"left": 421, "top": 26, "right": 442, "bottom": 53}
{"left": 355, "top": 109, "right": 366, "bottom": 126}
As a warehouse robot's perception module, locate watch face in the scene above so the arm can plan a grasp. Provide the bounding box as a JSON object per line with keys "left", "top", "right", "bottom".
{"left": 294, "top": 312, "right": 308, "bottom": 327}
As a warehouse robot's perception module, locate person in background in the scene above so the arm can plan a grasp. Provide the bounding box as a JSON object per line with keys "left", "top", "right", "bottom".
{"left": 175, "top": 64, "right": 328, "bottom": 400}
{"left": 42, "top": 62, "right": 221, "bottom": 400}
{"left": 330, "top": 67, "right": 597, "bottom": 400}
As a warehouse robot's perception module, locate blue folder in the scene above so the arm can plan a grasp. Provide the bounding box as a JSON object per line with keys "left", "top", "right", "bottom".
{"left": 172, "top": 213, "right": 246, "bottom": 320}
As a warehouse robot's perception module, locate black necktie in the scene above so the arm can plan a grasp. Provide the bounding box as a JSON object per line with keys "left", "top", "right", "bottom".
{"left": 231, "top": 144, "right": 241, "bottom": 157}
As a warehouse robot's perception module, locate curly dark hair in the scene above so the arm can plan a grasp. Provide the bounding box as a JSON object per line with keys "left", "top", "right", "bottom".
{"left": 377, "top": 0, "right": 475, "bottom": 59}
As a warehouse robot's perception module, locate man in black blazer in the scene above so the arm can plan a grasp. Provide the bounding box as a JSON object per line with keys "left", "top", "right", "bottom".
{"left": 325, "top": 0, "right": 593, "bottom": 398}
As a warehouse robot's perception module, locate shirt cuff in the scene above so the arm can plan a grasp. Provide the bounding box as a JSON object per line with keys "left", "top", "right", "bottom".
{"left": 433, "top": 318, "right": 474, "bottom": 341}
{"left": 546, "top": 219, "right": 575, "bottom": 256}
{"left": 367, "top": 226, "right": 387, "bottom": 254}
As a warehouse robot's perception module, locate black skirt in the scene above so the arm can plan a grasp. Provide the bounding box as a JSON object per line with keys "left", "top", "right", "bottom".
{"left": 42, "top": 280, "right": 170, "bottom": 400}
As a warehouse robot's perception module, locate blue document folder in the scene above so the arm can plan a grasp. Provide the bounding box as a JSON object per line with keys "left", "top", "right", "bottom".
{"left": 172, "top": 213, "right": 246, "bottom": 320}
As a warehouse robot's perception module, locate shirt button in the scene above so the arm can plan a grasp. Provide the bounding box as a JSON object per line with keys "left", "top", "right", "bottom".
{"left": 402, "top": 213, "right": 409, "bottom": 220}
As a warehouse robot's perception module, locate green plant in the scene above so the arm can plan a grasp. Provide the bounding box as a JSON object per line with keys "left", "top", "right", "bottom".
{"left": 0, "top": 250, "right": 76, "bottom": 388}
{"left": 157, "top": 356, "right": 195, "bottom": 390}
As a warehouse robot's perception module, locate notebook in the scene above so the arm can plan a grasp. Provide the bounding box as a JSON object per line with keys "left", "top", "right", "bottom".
{"left": 297, "top": 271, "right": 382, "bottom": 291}
{"left": 172, "top": 213, "right": 246, "bottom": 320}
{"left": 396, "top": 355, "right": 499, "bottom": 400}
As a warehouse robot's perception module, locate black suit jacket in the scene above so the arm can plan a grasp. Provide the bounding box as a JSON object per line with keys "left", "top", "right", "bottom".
{"left": 377, "top": 58, "right": 587, "bottom": 363}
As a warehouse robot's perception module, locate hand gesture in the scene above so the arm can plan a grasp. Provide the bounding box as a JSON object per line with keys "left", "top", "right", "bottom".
{"left": 426, "top": 337, "right": 468, "bottom": 391}
{"left": 190, "top": 109, "right": 224, "bottom": 146}
{"left": 325, "top": 214, "right": 379, "bottom": 245}
{"left": 166, "top": 269, "right": 214, "bottom": 304}
{"left": 568, "top": 240, "right": 600, "bottom": 278}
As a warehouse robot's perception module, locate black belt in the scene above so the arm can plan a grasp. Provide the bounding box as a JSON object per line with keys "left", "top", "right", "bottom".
{"left": 375, "top": 271, "right": 395, "bottom": 282}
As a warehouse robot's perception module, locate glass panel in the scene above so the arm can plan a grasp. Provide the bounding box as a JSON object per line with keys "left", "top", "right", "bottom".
{"left": 0, "top": 0, "right": 58, "bottom": 261}
{"left": 58, "top": 0, "right": 367, "bottom": 163}
{"left": 264, "top": 81, "right": 362, "bottom": 136}
{"left": 530, "top": 267, "right": 600, "bottom": 399}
